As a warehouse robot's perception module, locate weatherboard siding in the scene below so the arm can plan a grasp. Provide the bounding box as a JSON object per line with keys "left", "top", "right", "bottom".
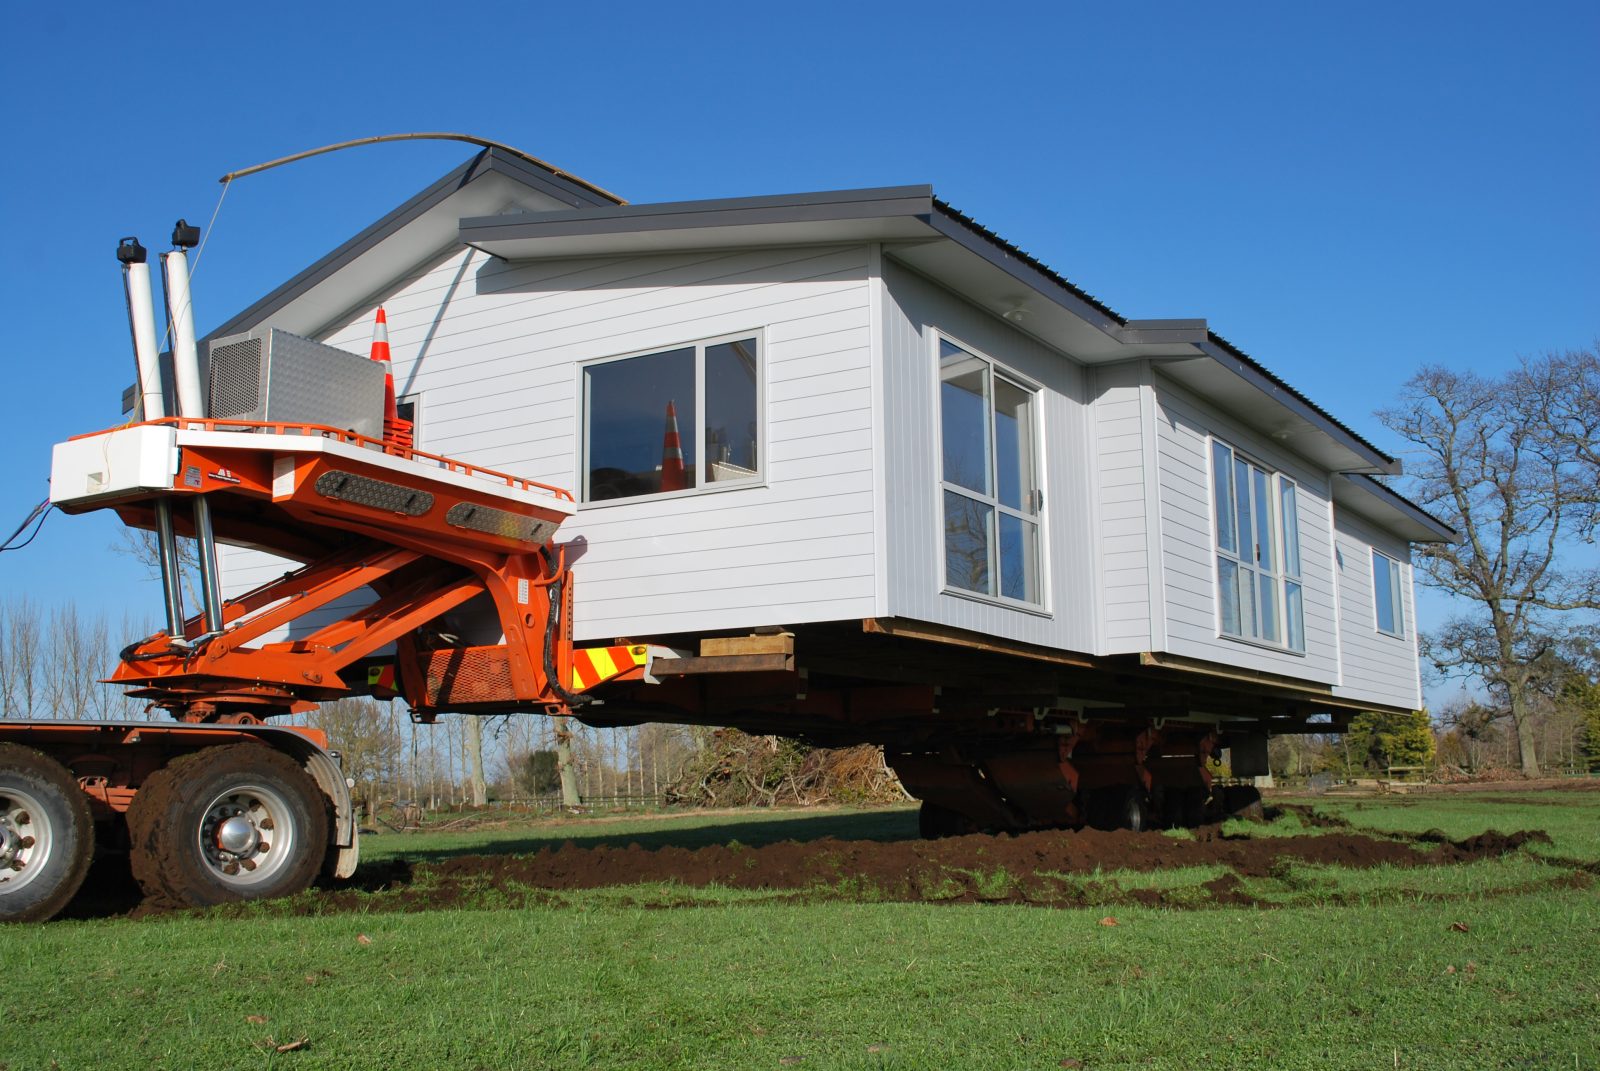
{"left": 1332, "top": 510, "right": 1422, "bottom": 709}
{"left": 1092, "top": 362, "right": 1151, "bottom": 653}
{"left": 1152, "top": 375, "right": 1344, "bottom": 687}
{"left": 221, "top": 243, "right": 879, "bottom": 641}
{"left": 879, "top": 258, "right": 1097, "bottom": 654}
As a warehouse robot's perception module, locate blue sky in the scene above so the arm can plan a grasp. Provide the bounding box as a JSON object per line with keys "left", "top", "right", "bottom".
{"left": 1, "top": 1, "right": 1594, "bottom": 704}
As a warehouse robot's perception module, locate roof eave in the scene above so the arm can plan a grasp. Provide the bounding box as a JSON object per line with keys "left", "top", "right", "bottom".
{"left": 204, "top": 148, "right": 620, "bottom": 346}
{"left": 1194, "top": 336, "right": 1400, "bottom": 476}
{"left": 1335, "top": 474, "right": 1458, "bottom": 543}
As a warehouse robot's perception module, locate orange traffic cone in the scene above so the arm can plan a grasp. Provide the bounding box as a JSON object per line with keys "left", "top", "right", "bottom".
{"left": 660, "top": 400, "right": 687, "bottom": 491}
{"left": 370, "top": 307, "right": 412, "bottom": 451}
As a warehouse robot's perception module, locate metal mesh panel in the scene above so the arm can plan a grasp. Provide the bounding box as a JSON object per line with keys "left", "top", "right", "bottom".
{"left": 444, "top": 502, "right": 558, "bottom": 545}
{"left": 423, "top": 646, "right": 517, "bottom": 705}
{"left": 314, "top": 471, "right": 434, "bottom": 515}
{"left": 209, "top": 338, "right": 262, "bottom": 417}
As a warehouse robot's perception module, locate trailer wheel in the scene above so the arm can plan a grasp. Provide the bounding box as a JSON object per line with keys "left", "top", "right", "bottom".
{"left": 127, "top": 744, "right": 328, "bottom": 909}
{"left": 1090, "top": 786, "right": 1151, "bottom": 832}
{"left": 1176, "top": 787, "right": 1207, "bottom": 829}
{"left": 0, "top": 743, "right": 95, "bottom": 923}
{"left": 1222, "top": 785, "right": 1265, "bottom": 822}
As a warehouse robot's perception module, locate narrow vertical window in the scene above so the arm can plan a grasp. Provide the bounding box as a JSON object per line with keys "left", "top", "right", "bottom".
{"left": 1280, "top": 481, "right": 1304, "bottom": 651}
{"left": 1373, "top": 550, "right": 1405, "bottom": 637}
{"left": 1213, "top": 440, "right": 1303, "bottom": 651}
{"left": 939, "top": 338, "right": 1042, "bottom": 605}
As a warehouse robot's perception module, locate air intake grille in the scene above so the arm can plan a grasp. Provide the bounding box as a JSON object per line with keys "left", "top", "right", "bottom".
{"left": 314, "top": 471, "right": 434, "bottom": 515}
{"left": 445, "top": 502, "right": 558, "bottom": 544}
{"left": 209, "top": 338, "right": 262, "bottom": 417}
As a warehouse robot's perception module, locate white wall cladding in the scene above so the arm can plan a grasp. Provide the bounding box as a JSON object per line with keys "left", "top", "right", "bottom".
{"left": 243, "top": 242, "right": 882, "bottom": 641}
{"left": 879, "top": 259, "right": 1097, "bottom": 653}
{"left": 1092, "top": 362, "right": 1152, "bottom": 653}
{"left": 1152, "top": 375, "right": 1343, "bottom": 686}
{"left": 213, "top": 227, "right": 1429, "bottom": 716}
{"left": 1332, "top": 510, "right": 1422, "bottom": 709}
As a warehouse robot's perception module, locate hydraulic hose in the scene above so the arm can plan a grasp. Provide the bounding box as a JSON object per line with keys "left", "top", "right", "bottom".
{"left": 542, "top": 565, "right": 593, "bottom": 710}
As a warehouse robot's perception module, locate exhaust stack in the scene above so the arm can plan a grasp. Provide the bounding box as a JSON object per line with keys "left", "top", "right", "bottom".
{"left": 117, "top": 238, "right": 166, "bottom": 420}
{"left": 160, "top": 219, "right": 205, "bottom": 420}
{"left": 158, "top": 220, "right": 224, "bottom": 635}
{"left": 118, "top": 236, "right": 184, "bottom": 636}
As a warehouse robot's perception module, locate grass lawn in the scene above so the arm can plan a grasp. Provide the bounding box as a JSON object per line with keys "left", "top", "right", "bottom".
{"left": 2, "top": 791, "right": 1597, "bottom": 1070}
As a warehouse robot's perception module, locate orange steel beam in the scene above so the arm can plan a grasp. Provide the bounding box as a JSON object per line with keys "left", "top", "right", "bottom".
{"left": 66, "top": 419, "right": 581, "bottom": 721}
{"left": 200, "top": 546, "right": 423, "bottom": 655}
{"left": 290, "top": 574, "right": 483, "bottom": 669}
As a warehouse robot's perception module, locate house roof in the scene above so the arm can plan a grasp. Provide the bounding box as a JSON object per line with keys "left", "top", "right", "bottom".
{"left": 203, "top": 147, "right": 621, "bottom": 346}
{"left": 1334, "top": 475, "right": 1457, "bottom": 543}
{"left": 202, "top": 155, "right": 1427, "bottom": 491}
{"left": 460, "top": 185, "right": 1400, "bottom": 476}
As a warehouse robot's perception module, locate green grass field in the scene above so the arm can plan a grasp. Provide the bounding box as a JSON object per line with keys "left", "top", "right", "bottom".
{"left": 2, "top": 789, "right": 1597, "bottom": 1070}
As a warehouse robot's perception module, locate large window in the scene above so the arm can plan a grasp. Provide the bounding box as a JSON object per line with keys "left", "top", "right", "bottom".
{"left": 1212, "top": 440, "right": 1304, "bottom": 651}
{"left": 582, "top": 334, "right": 760, "bottom": 502}
{"left": 1372, "top": 550, "right": 1405, "bottom": 637}
{"left": 939, "top": 337, "right": 1042, "bottom": 605}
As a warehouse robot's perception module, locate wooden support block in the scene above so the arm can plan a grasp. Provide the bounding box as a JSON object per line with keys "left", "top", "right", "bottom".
{"left": 699, "top": 633, "right": 794, "bottom": 657}
{"left": 652, "top": 653, "right": 795, "bottom": 676}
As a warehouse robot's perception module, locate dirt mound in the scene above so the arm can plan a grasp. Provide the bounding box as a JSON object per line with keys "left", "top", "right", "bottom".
{"left": 235, "top": 823, "right": 1553, "bottom": 916}
{"left": 421, "top": 826, "right": 1535, "bottom": 893}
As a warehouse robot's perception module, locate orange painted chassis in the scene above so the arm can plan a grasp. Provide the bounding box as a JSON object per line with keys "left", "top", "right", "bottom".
{"left": 59, "top": 418, "right": 643, "bottom": 723}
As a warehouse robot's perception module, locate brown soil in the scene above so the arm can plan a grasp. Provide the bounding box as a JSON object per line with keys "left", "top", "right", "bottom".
{"left": 84, "top": 788, "right": 1590, "bottom": 920}
{"left": 259, "top": 821, "right": 1561, "bottom": 917}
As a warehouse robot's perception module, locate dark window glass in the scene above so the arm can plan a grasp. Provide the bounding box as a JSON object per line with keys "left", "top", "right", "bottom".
{"left": 944, "top": 490, "right": 992, "bottom": 595}
{"left": 584, "top": 347, "right": 696, "bottom": 501}
{"left": 705, "top": 339, "right": 759, "bottom": 483}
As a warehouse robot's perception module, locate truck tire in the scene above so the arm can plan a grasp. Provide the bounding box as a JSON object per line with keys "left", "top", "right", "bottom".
{"left": 127, "top": 744, "right": 328, "bottom": 909}
{"left": 1090, "top": 786, "right": 1151, "bottom": 832}
{"left": 0, "top": 743, "right": 95, "bottom": 923}
{"left": 1222, "top": 785, "right": 1265, "bottom": 822}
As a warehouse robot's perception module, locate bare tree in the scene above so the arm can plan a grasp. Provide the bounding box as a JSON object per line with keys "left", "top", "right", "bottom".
{"left": 3, "top": 597, "right": 41, "bottom": 717}
{"left": 1380, "top": 352, "right": 1600, "bottom": 776}
{"left": 308, "top": 698, "right": 403, "bottom": 810}
{"left": 464, "top": 715, "right": 487, "bottom": 805}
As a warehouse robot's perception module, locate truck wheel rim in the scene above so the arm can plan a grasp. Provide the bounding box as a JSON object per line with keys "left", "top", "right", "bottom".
{"left": 196, "top": 783, "right": 297, "bottom": 888}
{"left": 0, "top": 787, "right": 54, "bottom": 894}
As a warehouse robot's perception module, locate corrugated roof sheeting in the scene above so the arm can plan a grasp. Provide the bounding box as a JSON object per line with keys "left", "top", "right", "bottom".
{"left": 932, "top": 197, "right": 1398, "bottom": 472}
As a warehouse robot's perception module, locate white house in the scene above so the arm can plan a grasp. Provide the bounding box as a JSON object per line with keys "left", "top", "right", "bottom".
{"left": 209, "top": 149, "right": 1451, "bottom": 734}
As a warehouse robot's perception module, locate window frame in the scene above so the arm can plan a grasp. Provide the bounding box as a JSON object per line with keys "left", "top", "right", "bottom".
{"left": 1209, "top": 437, "right": 1306, "bottom": 653}
{"left": 932, "top": 331, "right": 1049, "bottom": 612}
{"left": 395, "top": 392, "right": 422, "bottom": 447}
{"left": 576, "top": 329, "right": 765, "bottom": 507}
{"left": 1371, "top": 549, "right": 1406, "bottom": 638}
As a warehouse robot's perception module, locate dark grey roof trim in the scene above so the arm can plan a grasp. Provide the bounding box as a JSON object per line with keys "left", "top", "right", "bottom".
{"left": 1195, "top": 335, "right": 1399, "bottom": 475}
{"left": 1115, "top": 320, "right": 1209, "bottom": 345}
{"left": 460, "top": 185, "right": 937, "bottom": 244}
{"left": 927, "top": 198, "right": 1126, "bottom": 331}
{"left": 928, "top": 197, "right": 1401, "bottom": 470}
{"left": 1341, "top": 474, "right": 1457, "bottom": 541}
{"left": 926, "top": 199, "right": 1399, "bottom": 474}
{"left": 204, "top": 148, "right": 620, "bottom": 345}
